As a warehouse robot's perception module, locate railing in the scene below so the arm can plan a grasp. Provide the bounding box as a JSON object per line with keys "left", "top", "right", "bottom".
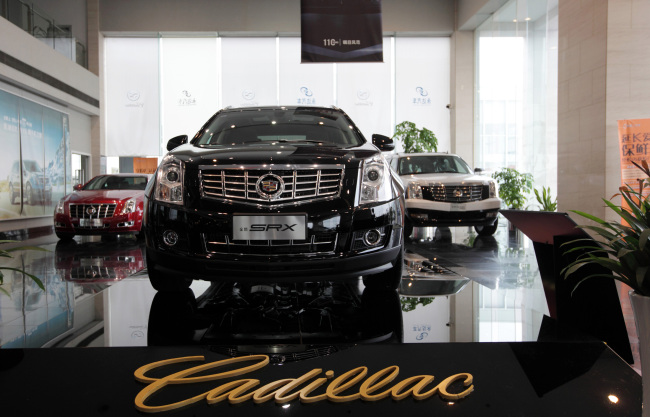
{"left": 1, "top": 0, "right": 87, "bottom": 68}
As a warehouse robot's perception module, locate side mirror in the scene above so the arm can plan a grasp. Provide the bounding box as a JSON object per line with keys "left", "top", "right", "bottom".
{"left": 372, "top": 134, "right": 395, "bottom": 151}
{"left": 474, "top": 168, "right": 484, "bottom": 174}
{"left": 73, "top": 184, "right": 83, "bottom": 191}
{"left": 167, "top": 135, "right": 188, "bottom": 151}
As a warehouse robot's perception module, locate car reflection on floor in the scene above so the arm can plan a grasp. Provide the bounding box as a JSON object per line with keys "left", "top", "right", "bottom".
{"left": 1, "top": 219, "right": 549, "bottom": 349}
{"left": 147, "top": 281, "right": 403, "bottom": 359}
{"left": 56, "top": 237, "right": 145, "bottom": 283}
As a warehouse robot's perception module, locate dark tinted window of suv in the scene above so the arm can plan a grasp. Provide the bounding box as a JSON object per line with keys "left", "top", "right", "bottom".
{"left": 194, "top": 108, "right": 364, "bottom": 147}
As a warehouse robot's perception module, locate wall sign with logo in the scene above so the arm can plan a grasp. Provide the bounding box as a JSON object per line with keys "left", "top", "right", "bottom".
{"left": 301, "top": 0, "right": 383, "bottom": 63}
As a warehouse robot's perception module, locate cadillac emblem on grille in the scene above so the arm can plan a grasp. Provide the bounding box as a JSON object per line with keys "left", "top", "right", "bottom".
{"left": 86, "top": 206, "right": 97, "bottom": 215}
{"left": 256, "top": 174, "right": 284, "bottom": 200}
{"left": 453, "top": 188, "right": 464, "bottom": 198}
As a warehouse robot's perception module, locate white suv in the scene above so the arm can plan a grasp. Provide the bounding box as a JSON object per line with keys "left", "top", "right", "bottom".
{"left": 390, "top": 153, "right": 501, "bottom": 237}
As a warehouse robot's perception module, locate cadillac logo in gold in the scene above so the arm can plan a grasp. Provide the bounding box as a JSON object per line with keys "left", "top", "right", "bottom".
{"left": 256, "top": 174, "right": 284, "bottom": 200}
{"left": 134, "top": 355, "right": 475, "bottom": 412}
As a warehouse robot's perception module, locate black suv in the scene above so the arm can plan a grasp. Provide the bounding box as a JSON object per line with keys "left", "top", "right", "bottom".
{"left": 144, "top": 106, "right": 404, "bottom": 291}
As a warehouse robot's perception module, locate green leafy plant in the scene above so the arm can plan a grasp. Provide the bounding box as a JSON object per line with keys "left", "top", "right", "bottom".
{"left": 491, "top": 168, "right": 534, "bottom": 209}
{"left": 562, "top": 160, "right": 650, "bottom": 296}
{"left": 392, "top": 121, "right": 438, "bottom": 153}
{"left": 534, "top": 186, "right": 557, "bottom": 211}
{"left": 0, "top": 240, "right": 46, "bottom": 297}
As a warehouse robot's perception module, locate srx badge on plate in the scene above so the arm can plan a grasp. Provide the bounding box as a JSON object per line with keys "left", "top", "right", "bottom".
{"left": 233, "top": 214, "right": 307, "bottom": 240}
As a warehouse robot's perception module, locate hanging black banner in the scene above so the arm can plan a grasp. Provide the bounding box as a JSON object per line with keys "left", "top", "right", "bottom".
{"left": 301, "top": 0, "right": 383, "bottom": 63}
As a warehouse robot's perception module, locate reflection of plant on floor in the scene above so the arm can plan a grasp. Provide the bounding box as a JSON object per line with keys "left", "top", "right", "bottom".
{"left": 534, "top": 186, "right": 557, "bottom": 211}
{"left": 392, "top": 121, "right": 438, "bottom": 153}
{"left": 0, "top": 240, "right": 46, "bottom": 297}
{"left": 491, "top": 167, "right": 534, "bottom": 209}
{"left": 401, "top": 296, "right": 435, "bottom": 312}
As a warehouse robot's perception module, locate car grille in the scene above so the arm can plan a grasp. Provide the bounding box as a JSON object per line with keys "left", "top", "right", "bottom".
{"left": 202, "top": 232, "right": 338, "bottom": 255}
{"left": 199, "top": 165, "right": 344, "bottom": 206}
{"left": 69, "top": 203, "right": 117, "bottom": 219}
{"left": 423, "top": 185, "right": 485, "bottom": 203}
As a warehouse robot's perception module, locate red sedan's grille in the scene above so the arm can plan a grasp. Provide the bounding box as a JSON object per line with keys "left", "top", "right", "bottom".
{"left": 69, "top": 204, "right": 117, "bottom": 219}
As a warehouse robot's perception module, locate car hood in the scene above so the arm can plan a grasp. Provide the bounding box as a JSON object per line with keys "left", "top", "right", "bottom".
{"left": 168, "top": 142, "right": 380, "bottom": 168}
{"left": 64, "top": 190, "right": 144, "bottom": 203}
{"left": 399, "top": 172, "right": 493, "bottom": 186}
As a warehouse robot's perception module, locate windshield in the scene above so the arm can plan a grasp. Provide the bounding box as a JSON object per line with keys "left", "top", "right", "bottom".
{"left": 194, "top": 108, "right": 364, "bottom": 147}
{"left": 398, "top": 155, "right": 473, "bottom": 175}
{"left": 23, "top": 161, "right": 41, "bottom": 172}
{"left": 83, "top": 176, "right": 148, "bottom": 191}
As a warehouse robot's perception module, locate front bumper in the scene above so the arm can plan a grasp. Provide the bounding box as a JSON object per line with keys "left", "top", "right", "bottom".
{"left": 54, "top": 212, "right": 142, "bottom": 235}
{"left": 406, "top": 198, "right": 500, "bottom": 227}
{"left": 145, "top": 197, "right": 403, "bottom": 281}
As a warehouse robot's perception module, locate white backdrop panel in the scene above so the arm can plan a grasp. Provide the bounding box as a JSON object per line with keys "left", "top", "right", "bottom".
{"left": 221, "top": 38, "right": 277, "bottom": 108}
{"left": 336, "top": 38, "right": 392, "bottom": 140}
{"left": 279, "top": 38, "right": 334, "bottom": 107}
{"left": 105, "top": 38, "right": 160, "bottom": 157}
{"left": 395, "top": 37, "right": 450, "bottom": 152}
{"left": 161, "top": 38, "right": 220, "bottom": 141}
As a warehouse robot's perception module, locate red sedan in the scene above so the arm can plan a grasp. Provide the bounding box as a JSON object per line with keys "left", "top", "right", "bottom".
{"left": 54, "top": 174, "right": 150, "bottom": 240}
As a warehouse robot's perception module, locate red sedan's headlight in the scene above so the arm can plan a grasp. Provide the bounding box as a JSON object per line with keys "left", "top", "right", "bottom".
{"left": 122, "top": 199, "right": 136, "bottom": 214}
{"left": 55, "top": 198, "right": 65, "bottom": 214}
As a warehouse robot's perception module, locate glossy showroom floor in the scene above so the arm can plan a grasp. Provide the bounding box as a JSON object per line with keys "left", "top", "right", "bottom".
{"left": 0, "top": 216, "right": 640, "bottom": 372}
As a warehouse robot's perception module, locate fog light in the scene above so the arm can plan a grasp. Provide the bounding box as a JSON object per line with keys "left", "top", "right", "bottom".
{"left": 162, "top": 230, "right": 179, "bottom": 246}
{"left": 363, "top": 229, "right": 382, "bottom": 246}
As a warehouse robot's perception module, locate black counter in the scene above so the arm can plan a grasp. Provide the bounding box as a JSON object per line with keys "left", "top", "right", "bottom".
{"left": 0, "top": 341, "right": 641, "bottom": 416}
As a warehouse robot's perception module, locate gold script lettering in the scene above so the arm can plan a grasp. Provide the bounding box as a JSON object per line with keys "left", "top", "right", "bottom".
{"left": 134, "top": 355, "right": 474, "bottom": 413}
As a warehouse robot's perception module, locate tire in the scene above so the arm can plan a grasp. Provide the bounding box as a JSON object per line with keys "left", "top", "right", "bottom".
{"left": 56, "top": 231, "right": 75, "bottom": 241}
{"left": 25, "top": 183, "right": 33, "bottom": 206}
{"left": 362, "top": 246, "right": 404, "bottom": 290}
{"left": 475, "top": 217, "right": 499, "bottom": 236}
{"left": 146, "top": 252, "right": 192, "bottom": 292}
{"left": 9, "top": 183, "right": 17, "bottom": 205}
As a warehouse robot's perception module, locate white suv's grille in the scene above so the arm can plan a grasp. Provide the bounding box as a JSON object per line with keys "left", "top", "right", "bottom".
{"left": 199, "top": 165, "right": 344, "bottom": 206}
{"left": 424, "top": 185, "right": 484, "bottom": 203}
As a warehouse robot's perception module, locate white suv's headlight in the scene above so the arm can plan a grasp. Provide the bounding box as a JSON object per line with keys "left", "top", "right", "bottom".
{"left": 489, "top": 180, "right": 497, "bottom": 198}
{"left": 122, "top": 198, "right": 136, "bottom": 214}
{"left": 358, "top": 155, "right": 392, "bottom": 205}
{"left": 406, "top": 182, "right": 423, "bottom": 199}
{"left": 155, "top": 155, "right": 184, "bottom": 204}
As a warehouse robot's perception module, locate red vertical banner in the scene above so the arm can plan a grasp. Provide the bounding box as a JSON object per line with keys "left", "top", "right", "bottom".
{"left": 133, "top": 157, "right": 158, "bottom": 174}
{"left": 618, "top": 119, "right": 650, "bottom": 198}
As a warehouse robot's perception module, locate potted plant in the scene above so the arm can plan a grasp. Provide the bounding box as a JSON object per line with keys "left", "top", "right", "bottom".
{"left": 533, "top": 186, "right": 557, "bottom": 211}
{"left": 0, "top": 240, "right": 46, "bottom": 297}
{"left": 562, "top": 160, "right": 650, "bottom": 415}
{"left": 491, "top": 167, "right": 534, "bottom": 210}
{"left": 391, "top": 121, "right": 438, "bottom": 153}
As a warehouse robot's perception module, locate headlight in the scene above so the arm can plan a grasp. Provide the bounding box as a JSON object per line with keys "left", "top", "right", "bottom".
{"left": 55, "top": 198, "right": 65, "bottom": 214}
{"left": 155, "top": 155, "right": 184, "bottom": 204}
{"left": 358, "top": 155, "right": 392, "bottom": 205}
{"left": 488, "top": 180, "right": 497, "bottom": 198}
{"left": 407, "top": 182, "right": 423, "bottom": 199}
{"left": 122, "top": 198, "right": 136, "bottom": 214}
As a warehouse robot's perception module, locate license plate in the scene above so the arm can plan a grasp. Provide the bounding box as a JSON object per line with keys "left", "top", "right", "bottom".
{"left": 233, "top": 214, "right": 307, "bottom": 240}
{"left": 79, "top": 218, "right": 103, "bottom": 227}
{"left": 450, "top": 203, "right": 467, "bottom": 211}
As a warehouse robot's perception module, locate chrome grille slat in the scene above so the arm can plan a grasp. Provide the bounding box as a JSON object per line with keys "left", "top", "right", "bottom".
{"left": 199, "top": 165, "right": 343, "bottom": 206}
{"left": 203, "top": 232, "right": 338, "bottom": 256}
